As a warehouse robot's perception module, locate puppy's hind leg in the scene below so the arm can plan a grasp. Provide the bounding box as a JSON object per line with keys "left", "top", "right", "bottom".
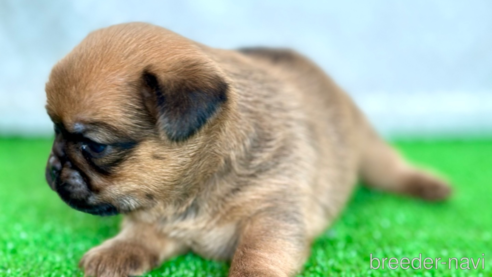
{"left": 358, "top": 132, "right": 451, "bottom": 201}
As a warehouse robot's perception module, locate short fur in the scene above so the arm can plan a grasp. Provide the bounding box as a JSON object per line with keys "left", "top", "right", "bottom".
{"left": 44, "top": 22, "right": 451, "bottom": 277}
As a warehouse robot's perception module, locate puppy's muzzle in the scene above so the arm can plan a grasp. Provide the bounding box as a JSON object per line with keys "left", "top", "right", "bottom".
{"left": 57, "top": 165, "right": 91, "bottom": 202}
{"left": 45, "top": 153, "right": 119, "bottom": 216}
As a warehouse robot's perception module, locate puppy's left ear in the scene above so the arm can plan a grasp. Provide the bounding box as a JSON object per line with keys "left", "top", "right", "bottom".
{"left": 141, "top": 62, "right": 228, "bottom": 142}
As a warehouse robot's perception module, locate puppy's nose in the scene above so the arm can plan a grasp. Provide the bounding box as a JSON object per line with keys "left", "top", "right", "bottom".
{"left": 46, "top": 154, "right": 62, "bottom": 190}
{"left": 49, "top": 154, "right": 62, "bottom": 171}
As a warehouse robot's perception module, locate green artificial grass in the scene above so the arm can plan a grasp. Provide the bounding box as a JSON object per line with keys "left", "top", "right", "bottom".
{"left": 0, "top": 137, "right": 491, "bottom": 276}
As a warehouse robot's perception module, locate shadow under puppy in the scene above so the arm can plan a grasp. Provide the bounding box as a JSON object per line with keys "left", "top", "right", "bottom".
{"left": 44, "top": 22, "right": 451, "bottom": 277}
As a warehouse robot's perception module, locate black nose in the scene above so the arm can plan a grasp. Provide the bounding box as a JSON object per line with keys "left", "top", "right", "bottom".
{"left": 46, "top": 154, "right": 62, "bottom": 190}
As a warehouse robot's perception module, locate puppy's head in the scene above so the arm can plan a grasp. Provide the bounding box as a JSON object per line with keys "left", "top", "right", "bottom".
{"left": 44, "top": 23, "right": 229, "bottom": 216}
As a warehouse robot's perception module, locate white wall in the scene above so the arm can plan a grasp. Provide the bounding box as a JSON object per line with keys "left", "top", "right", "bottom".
{"left": 1, "top": 0, "right": 491, "bottom": 137}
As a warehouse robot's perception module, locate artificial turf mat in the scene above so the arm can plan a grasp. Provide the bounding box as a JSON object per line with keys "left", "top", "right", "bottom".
{"left": 0, "top": 137, "right": 490, "bottom": 276}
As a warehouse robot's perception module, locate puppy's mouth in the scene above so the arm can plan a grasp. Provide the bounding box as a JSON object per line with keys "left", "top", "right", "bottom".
{"left": 60, "top": 195, "right": 120, "bottom": 216}
{"left": 56, "top": 183, "right": 119, "bottom": 216}
{"left": 69, "top": 201, "right": 119, "bottom": 216}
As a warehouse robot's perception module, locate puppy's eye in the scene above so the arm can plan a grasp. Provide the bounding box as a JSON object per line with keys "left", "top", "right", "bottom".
{"left": 81, "top": 140, "right": 108, "bottom": 156}
{"left": 88, "top": 142, "right": 107, "bottom": 153}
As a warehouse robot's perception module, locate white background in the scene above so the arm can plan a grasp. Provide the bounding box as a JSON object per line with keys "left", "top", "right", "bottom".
{"left": 1, "top": 0, "right": 491, "bottom": 137}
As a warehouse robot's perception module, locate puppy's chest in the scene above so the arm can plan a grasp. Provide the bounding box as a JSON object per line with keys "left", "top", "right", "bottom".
{"left": 161, "top": 217, "right": 239, "bottom": 260}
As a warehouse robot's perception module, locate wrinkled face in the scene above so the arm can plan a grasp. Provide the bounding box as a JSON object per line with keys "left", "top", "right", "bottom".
{"left": 44, "top": 27, "right": 228, "bottom": 216}
{"left": 45, "top": 71, "right": 227, "bottom": 216}
{"left": 45, "top": 120, "right": 143, "bottom": 216}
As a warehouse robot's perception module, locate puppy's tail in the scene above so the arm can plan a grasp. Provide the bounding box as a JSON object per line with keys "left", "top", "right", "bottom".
{"left": 357, "top": 124, "right": 451, "bottom": 201}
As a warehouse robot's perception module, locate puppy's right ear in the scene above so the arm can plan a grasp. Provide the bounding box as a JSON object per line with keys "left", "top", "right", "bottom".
{"left": 141, "top": 63, "right": 228, "bottom": 142}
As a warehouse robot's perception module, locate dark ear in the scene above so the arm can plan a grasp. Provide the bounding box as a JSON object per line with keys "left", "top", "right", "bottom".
{"left": 141, "top": 65, "right": 228, "bottom": 142}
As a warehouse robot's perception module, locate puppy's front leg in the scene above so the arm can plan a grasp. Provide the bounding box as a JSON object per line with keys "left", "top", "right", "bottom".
{"left": 80, "top": 219, "right": 186, "bottom": 277}
{"left": 230, "top": 209, "right": 308, "bottom": 277}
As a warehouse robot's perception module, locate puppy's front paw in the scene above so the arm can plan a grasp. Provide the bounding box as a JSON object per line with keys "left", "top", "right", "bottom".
{"left": 80, "top": 240, "right": 158, "bottom": 277}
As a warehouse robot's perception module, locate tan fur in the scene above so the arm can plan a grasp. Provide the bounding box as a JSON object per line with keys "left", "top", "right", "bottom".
{"left": 44, "top": 22, "right": 451, "bottom": 277}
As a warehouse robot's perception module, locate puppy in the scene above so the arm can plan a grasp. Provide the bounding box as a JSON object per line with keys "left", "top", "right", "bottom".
{"left": 45, "top": 22, "right": 451, "bottom": 277}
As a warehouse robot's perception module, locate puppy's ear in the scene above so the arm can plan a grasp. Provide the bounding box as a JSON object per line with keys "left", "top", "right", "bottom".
{"left": 141, "top": 62, "right": 228, "bottom": 142}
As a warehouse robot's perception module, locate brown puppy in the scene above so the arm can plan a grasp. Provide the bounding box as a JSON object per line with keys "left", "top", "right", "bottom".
{"left": 45, "top": 22, "right": 451, "bottom": 277}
